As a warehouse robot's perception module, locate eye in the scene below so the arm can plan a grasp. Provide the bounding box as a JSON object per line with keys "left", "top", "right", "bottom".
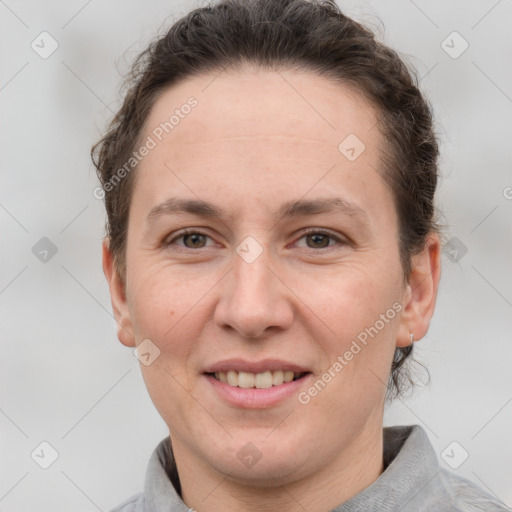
{"left": 164, "top": 228, "right": 346, "bottom": 252}
{"left": 294, "top": 229, "right": 345, "bottom": 250}
{"left": 165, "top": 229, "right": 214, "bottom": 249}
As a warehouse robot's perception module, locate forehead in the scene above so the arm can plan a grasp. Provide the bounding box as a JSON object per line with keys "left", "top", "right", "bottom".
{"left": 143, "top": 66, "right": 379, "bottom": 157}
{"left": 133, "top": 67, "right": 391, "bottom": 223}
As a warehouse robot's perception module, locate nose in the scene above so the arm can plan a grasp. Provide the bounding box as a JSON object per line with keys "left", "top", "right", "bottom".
{"left": 214, "top": 245, "right": 294, "bottom": 339}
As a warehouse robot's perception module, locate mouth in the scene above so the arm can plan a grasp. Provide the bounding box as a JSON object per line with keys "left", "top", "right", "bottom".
{"left": 203, "top": 359, "right": 312, "bottom": 408}
{"left": 206, "top": 370, "right": 310, "bottom": 389}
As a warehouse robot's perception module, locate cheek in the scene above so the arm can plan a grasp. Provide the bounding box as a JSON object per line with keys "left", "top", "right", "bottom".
{"left": 127, "top": 268, "right": 206, "bottom": 417}
{"left": 308, "top": 259, "right": 403, "bottom": 384}
{"left": 128, "top": 261, "right": 206, "bottom": 337}
{"left": 309, "top": 259, "right": 401, "bottom": 335}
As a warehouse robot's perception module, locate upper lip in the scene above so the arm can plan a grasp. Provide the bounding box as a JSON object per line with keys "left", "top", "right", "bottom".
{"left": 204, "top": 358, "right": 310, "bottom": 374}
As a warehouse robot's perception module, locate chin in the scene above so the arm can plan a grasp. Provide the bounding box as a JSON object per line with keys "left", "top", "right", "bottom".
{"left": 216, "top": 452, "right": 308, "bottom": 487}
{"left": 201, "top": 429, "right": 314, "bottom": 485}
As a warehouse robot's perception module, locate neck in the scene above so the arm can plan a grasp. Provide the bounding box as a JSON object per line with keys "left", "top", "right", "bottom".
{"left": 171, "top": 419, "right": 384, "bottom": 512}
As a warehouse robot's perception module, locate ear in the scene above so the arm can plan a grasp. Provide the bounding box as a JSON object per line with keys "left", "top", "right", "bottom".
{"left": 396, "top": 233, "right": 441, "bottom": 348}
{"left": 102, "top": 239, "right": 136, "bottom": 347}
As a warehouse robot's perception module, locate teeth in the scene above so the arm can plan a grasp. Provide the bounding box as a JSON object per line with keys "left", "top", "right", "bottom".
{"left": 255, "top": 371, "right": 273, "bottom": 389}
{"left": 272, "top": 370, "right": 284, "bottom": 386}
{"left": 283, "top": 370, "right": 294, "bottom": 383}
{"left": 238, "top": 371, "right": 255, "bottom": 388}
{"left": 213, "top": 370, "right": 304, "bottom": 388}
{"left": 227, "top": 370, "right": 238, "bottom": 386}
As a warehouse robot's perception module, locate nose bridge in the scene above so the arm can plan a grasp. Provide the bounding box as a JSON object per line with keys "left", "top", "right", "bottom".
{"left": 233, "top": 244, "right": 273, "bottom": 302}
{"left": 215, "top": 239, "right": 292, "bottom": 338}
{"left": 233, "top": 241, "right": 276, "bottom": 312}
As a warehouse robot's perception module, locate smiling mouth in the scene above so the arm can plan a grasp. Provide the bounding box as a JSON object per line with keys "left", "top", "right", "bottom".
{"left": 206, "top": 370, "right": 309, "bottom": 388}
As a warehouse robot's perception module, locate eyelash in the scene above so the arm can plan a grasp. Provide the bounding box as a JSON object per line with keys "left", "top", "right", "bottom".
{"left": 164, "top": 228, "right": 346, "bottom": 251}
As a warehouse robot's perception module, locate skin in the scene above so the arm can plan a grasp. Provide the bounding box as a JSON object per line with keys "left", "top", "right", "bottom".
{"left": 103, "top": 66, "right": 441, "bottom": 512}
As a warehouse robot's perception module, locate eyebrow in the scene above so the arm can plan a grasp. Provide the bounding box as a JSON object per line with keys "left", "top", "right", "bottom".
{"left": 145, "top": 197, "right": 369, "bottom": 225}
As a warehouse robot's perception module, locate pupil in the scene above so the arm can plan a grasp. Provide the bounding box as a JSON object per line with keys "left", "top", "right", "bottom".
{"left": 184, "top": 233, "right": 205, "bottom": 248}
{"left": 308, "top": 234, "right": 329, "bottom": 248}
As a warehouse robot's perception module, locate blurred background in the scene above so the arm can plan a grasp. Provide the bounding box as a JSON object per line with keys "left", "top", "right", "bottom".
{"left": 1, "top": 0, "right": 511, "bottom": 510}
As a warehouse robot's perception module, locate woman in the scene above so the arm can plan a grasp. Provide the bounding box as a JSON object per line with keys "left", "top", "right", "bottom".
{"left": 92, "top": 0, "right": 507, "bottom": 510}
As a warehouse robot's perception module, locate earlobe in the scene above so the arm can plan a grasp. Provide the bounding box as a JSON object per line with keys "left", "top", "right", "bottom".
{"left": 102, "top": 239, "right": 136, "bottom": 347}
{"left": 396, "top": 233, "right": 441, "bottom": 348}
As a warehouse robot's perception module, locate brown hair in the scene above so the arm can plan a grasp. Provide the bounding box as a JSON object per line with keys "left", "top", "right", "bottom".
{"left": 91, "top": 0, "right": 440, "bottom": 397}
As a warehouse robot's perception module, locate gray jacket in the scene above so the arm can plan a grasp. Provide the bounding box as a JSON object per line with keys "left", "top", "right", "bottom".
{"left": 110, "top": 425, "right": 508, "bottom": 511}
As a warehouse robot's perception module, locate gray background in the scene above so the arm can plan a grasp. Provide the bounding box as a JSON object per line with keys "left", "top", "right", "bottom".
{"left": 1, "top": 0, "right": 511, "bottom": 510}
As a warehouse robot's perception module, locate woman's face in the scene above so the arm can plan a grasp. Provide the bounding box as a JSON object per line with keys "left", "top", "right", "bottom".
{"left": 106, "top": 68, "right": 434, "bottom": 485}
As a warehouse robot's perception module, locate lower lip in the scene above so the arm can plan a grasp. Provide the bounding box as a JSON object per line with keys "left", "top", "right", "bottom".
{"left": 204, "top": 373, "right": 312, "bottom": 409}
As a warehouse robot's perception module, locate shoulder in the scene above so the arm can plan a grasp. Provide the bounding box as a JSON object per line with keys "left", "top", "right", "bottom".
{"left": 434, "top": 468, "right": 509, "bottom": 512}
{"left": 381, "top": 426, "right": 508, "bottom": 511}
{"left": 108, "top": 492, "right": 144, "bottom": 512}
